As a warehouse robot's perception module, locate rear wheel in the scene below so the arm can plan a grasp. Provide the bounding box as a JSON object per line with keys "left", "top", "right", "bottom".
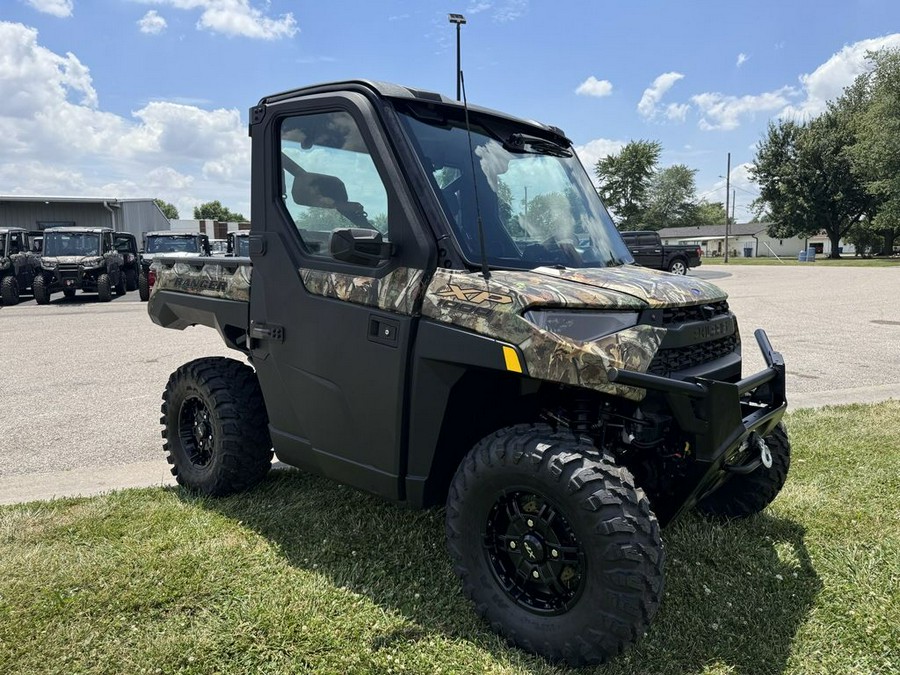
{"left": 115, "top": 271, "right": 126, "bottom": 296}
{"left": 125, "top": 268, "right": 138, "bottom": 291}
{"left": 138, "top": 271, "right": 150, "bottom": 301}
{"left": 697, "top": 423, "right": 791, "bottom": 518}
{"left": 446, "top": 424, "right": 664, "bottom": 666}
{"left": 668, "top": 258, "right": 687, "bottom": 275}
{"left": 161, "top": 357, "right": 272, "bottom": 496}
{"left": 97, "top": 273, "right": 112, "bottom": 302}
{"left": 1, "top": 276, "right": 19, "bottom": 305}
{"left": 33, "top": 274, "right": 51, "bottom": 305}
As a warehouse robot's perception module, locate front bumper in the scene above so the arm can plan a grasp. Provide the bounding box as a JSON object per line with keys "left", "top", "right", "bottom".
{"left": 609, "top": 329, "right": 787, "bottom": 522}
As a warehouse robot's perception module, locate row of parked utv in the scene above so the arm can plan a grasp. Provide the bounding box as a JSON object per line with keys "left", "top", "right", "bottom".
{"left": 0, "top": 227, "right": 250, "bottom": 306}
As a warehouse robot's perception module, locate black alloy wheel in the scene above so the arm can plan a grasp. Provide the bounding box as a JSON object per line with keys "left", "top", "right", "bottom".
{"left": 484, "top": 490, "right": 585, "bottom": 615}
{"left": 178, "top": 395, "right": 215, "bottom": 468}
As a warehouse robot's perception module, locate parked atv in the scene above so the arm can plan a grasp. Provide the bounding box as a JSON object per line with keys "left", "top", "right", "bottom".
{"left": 34, "top": 227, "right": 127, "bottom": 303}
{"left": 139, "top": 231, "right": 211, "bottom": 301}
{"left": 0, "top": 228, "right": 41, "bottom": 305}
{"left": 147, "top": 80, "right": 789, "bottom": 666}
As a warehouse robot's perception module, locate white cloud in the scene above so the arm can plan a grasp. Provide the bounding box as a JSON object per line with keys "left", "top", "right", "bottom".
{"left": 665, "top": 103, "right": 689, "bottom": 122}
{"left": 467, "top": 2, "right": 491, "bottom": 13}
{"left": 638, "top": 72, "right": 685, "bottom": 120}
{"left": 781, "top": 33, "right": 900, "bottom": 120}
{"left": 736, "top": 53, "right": 749, "bottom": 67}
{"left": 493, "top": 0, "right": 528, "bottom": 22}
{"left": 141, "top": 0, "right": 298, "bottom": 40}
{"left": 0, "top": 21, "right": 251, "bottom": 216}
{"left": 574, "top": 138, "right": 626, "bottom": 183}
{"left": 25, "top": 0, "right": 73, "bottom": 18}
{"left": 575, "top": 76, "right": 613, "bottom": 98}
{"left": 138, "top": 10, "right": 168, "bottom": 35}
{"left": 692, "top": 87, "right": 795, "bottom": 131}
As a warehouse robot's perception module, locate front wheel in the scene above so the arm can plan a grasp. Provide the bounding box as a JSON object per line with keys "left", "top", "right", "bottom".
{"left": 697, "top": 423, "right": 791, "bottom": 518}
{"left": 668, "top": 258, "right": 687, "bottom": 275}
{"left": 33, "top": 274, "right": 51, "bottom": 304}
{"left": 161, "top": 357, "right": 272, "bottom": 496}
{"left": 138, "top": 271, "right": 150, "bottom": 301}
{"left": 97, "top": 274, "right": 112, "bottom": 302}
{"left": 1, "top": 276, "right": 19, "bottom": 305}
{"left": 446, "top": 424, "right": 664, "bottom": 666}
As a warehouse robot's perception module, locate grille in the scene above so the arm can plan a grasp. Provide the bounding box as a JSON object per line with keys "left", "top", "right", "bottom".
{"left": 648, "top": 334, "right": 738, "bottom": 375}
{"left": 661, "top": 300, "right": 729, "bottom": 325}
{"left": 58, "top": 264, "right": 79, "bottom": 281}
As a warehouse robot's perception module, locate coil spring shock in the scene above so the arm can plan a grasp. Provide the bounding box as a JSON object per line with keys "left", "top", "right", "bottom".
{"left": 569, "top": 397, "right": 596, "bottom": 434}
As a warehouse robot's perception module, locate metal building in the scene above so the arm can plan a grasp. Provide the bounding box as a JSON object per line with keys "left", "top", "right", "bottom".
{"left": 0, "top": 196, "right": 170, "bottom": 238}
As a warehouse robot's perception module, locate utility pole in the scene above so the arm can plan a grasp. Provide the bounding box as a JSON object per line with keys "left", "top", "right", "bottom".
{"left": 732, "top": 189, "right": 736, "bottom": 222}
{"left": 448, "top": 14, "right": 467, "bottom": 101}
{"left": 724, "top": 152, "right": 731, "bottom": 263}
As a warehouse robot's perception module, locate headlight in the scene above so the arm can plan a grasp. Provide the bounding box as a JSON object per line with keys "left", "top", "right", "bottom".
{"left": 42, "top": 259, "right": 58, "bottom": 269}
{"left": 523, "top": 310, "right": 639, "bottom": 342}
{"left": 79, "top": 257, "right": 103, "bottom": 269}
{"left": 0, "top": 259, "right": 9, "bottom": 270}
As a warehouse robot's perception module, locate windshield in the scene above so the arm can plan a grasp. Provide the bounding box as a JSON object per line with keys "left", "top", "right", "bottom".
{"left": 44, "top": 232, "right": 100, "bottom": 257}
{"left": 235, "top": 236, "right": 250, "bottom": 257}
{"left": 0, "top": 234, "right": 5, "bottom": 257}
{"left": 210, "top": 240, "right": 228, "bottom": 254}
{"left": 397, "top": 104, "right": 632, "bottom": 270}
{"left": 146, "top": 235, "right": 200, "bottom": 254}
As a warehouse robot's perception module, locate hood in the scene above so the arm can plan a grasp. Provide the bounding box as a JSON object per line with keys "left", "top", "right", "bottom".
{"left": 530, "top": 265, "right": 726, "bottom": 307}
{"left": 44, "top": 255, "right": 103, "bottom": 266}
{"left": 143, "top": 251, "right": 197, "bottom": 261}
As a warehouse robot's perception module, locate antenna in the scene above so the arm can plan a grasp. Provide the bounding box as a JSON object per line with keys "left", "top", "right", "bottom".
{"left": 459, "top": 70, "right": 491, "bottom": 281}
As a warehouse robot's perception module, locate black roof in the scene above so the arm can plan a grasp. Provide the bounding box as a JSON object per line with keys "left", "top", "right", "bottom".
{"left": 257, "top": 80, "right": 571, "bottom": 145}
{"left": 44, "top": 227, "right": 112, "bottom": 234}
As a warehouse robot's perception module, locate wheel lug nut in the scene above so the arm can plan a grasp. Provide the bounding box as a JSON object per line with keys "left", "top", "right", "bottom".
{"left": 532, "top": 570, "right": 540, "bottom": 579}
{"left": 526, "top": 519, "right": 534, "bottom": 528}
{"left": 551, "top": 549, "right": 559, "bottom": 558}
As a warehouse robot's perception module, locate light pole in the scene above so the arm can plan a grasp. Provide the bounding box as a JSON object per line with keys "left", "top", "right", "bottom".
{"left": 448, "top": 13, "right": 466, "bottom": 101}
{"left": 724, "top": 152, "right": 731, "bottom": 263}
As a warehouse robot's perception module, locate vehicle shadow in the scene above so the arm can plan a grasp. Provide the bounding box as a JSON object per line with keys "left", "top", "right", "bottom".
{"left": 46, "top": 293, "right": 132, "bottom": 305}
{"left": 193, "top": 470, "right": 821, "bottom": 675}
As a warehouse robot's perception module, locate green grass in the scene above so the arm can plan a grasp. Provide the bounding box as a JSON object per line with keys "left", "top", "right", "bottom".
{"left": 702, "top": 256, "right": 900, "bottom": 267}
{"left": 2, "top": 402, "right": 899, "bottom": 675}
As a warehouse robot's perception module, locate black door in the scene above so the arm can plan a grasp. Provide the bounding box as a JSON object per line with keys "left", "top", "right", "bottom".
{"left": 248, "top": 94, "right": 434, "bottom": 501}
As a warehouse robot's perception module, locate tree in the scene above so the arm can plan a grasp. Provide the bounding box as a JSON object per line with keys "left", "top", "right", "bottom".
{"left": 154, "top": 198, "right": 179, "bottom": 219}
{"left": 751, "top": 109, "right": 872, "bottom": 258}
{"left": 193, "top": 200, "right": 246, "bottom": 222}
{"left": 691, "top": 200, "right": 729, "bottom": 226}
{"left": 846, "top": 49, "right": 900, "bottom": 255}
{"left": 642, "top": 164, "right": 698, "bottom": 230}
{"left": 594, "top": 140, "right": 661, "bottom": 229}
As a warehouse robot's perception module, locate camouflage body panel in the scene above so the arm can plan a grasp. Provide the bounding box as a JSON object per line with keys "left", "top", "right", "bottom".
{"left": 151, "top": 260, "right": 251, "bottom": 303}
{"left": 422, "top": 269, "right": 668, "bottom": 400}
{"left": 530, "top": 265, "right": 727, "bottom": 307}
{"left": 299, "top": 266, "right": 426, "bottom": 315}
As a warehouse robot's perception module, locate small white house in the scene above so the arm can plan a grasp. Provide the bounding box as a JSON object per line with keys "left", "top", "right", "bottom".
{"left": 656, "top": 223, "right": 850, "bottom": 258}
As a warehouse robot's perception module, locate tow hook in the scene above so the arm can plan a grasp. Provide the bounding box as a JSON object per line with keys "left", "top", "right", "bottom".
{"left": 754, "top": 434, "right": 773, "bottom": 469}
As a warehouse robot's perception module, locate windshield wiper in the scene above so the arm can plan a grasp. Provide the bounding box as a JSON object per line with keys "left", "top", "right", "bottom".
{"left": 503, "top": 133, "right": 572, "bottom": 157}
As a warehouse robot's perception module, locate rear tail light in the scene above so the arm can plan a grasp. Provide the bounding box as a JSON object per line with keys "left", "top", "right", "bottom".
{"left": 148, "top": 269, "right": 156, "bottom": 288}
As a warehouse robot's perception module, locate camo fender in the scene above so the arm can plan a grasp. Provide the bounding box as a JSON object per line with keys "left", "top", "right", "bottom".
{"left": 151, "top": 261, "right": 251, "bottom": 302}
{"left": 422, "top": 269, "right": 664, "bottom": 399}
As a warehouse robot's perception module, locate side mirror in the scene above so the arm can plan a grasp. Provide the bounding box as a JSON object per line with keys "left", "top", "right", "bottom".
{"left": 330, "top": 228, "right": 393, "bottom": 266}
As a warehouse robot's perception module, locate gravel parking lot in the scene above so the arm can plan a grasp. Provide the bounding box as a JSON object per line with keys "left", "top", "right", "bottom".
{"left": 1, "top": 265, "right": 898, "bottom": 503}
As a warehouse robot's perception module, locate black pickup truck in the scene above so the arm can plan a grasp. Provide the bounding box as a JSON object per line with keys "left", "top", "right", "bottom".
{"left": 619, "top": 230, "right": 701, "bottom": 275}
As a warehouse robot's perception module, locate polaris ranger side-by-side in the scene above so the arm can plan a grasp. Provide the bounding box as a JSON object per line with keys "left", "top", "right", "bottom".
{"left": 139, "top": 231, "right": 211, "bottom": 301}
{"left": 148, "top": 81, "right": 789, "bottom": 666}
{"left": 35, "top": 227, "right": 127, "bottom": 303}
{"left": 0, "top": 227, "right": 41, "bottom": 305}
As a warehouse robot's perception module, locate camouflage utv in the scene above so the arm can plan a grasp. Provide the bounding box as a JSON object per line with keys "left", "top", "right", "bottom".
{"left": 0, "top": 228, "right": 41, "bottom": 305}
{"left": 34, "top": 227, "right": 127, "bottom": 303}
{"left": 147, "top": 81, "right": 790, "bottom": 667}
{"left": 139, "top": 231, "right": 211, "bottom": 301}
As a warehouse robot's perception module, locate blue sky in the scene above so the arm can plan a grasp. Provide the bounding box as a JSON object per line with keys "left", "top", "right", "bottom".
{"left": 2, "top": 1, "right": 899, "bottom": 221}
